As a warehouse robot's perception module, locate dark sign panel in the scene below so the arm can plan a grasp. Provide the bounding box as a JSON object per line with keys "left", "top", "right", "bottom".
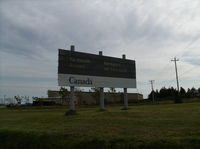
{"left": 58, "top": 49, "right": 136, "bottom": 79}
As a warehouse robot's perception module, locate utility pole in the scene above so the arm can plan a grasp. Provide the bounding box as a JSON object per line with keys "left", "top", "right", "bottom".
{"left": 171, "top": 57, "right": 179, "bottom": 92}
{"left": 149, "top": 80, "right": 155, "bottom": 102}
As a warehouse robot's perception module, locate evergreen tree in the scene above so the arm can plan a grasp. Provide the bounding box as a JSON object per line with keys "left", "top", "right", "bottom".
{"left": 186, "top": 88, "right": 191, "bottom": 98}
{"left": 180, "top": 87, "right": 186, "bottom": 98}
{"left": 148, "top": 91, "right": 153, "bottom": 100}
{"left": 148, "top": 86, "right": 198, "bottom": 101}
{"left": 159, "top": 87, "right": 167, "bottom": 98}
{"left": 186, "top": 88, "right": 197, "bottom": 98}
{"left": 191, "top": 87, "right": 197, "bottom": 97}
{"left": 155, "top": 89, "right": 159, "bottom": 100}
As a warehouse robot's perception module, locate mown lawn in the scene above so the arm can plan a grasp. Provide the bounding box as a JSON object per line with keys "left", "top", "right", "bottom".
{"left": 0, "top": 102, "right": 200, "bottom": 149}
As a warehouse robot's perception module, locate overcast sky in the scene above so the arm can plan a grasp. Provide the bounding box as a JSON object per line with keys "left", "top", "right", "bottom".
{"left": 0, "top": 0, "right": 200, "bottom": 99}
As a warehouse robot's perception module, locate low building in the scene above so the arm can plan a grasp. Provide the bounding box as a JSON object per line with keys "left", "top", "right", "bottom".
{"left": 46, "top": 90, "right": 143, "bottom": 105}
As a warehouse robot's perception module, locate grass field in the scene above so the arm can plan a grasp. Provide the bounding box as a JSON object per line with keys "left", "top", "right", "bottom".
{"left": 0, "top": 102, "right": 200, "bottom": 149}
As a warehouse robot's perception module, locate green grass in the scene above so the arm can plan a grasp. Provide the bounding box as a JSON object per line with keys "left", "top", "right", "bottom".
{"left": 0, "top": 103, "right": 200, "bottom": 149}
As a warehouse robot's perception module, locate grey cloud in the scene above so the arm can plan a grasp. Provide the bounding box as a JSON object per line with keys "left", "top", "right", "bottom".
{"left": 1, "top": 0, "right": 193, "bottom": 59}
{"left": 1, "top": 0, "right": 200, "bottom": 98}
{"left": 181, "top": 51, "right": 200, "bottom": 66}
{"left": 182, "top": 57, "right": 200, "bottom": 66}
{"left": 0, "top": 14, "right": 52, "bottom": 59}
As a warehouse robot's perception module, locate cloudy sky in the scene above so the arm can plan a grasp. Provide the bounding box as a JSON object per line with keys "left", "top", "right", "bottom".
{"left": 0, "top": 0, "right": 200, "bottom": 99}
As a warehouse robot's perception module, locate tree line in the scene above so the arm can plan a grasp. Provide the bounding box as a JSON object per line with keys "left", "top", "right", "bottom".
{"left": 148, "top": 87, "right": 200, "bottom": 101}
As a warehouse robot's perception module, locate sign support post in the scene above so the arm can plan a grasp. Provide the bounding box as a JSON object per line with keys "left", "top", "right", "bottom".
{"left": 99, "top": 87, "right": 105, "bottom": 111}
{"left": 66, "top": 45, "right": 76, "bottom": 115}
{"left": 99, "top": 51, "right": 105, "bottom": 111}
{"left": 123, "top": 88, "right": 128, "bottom": 110}
{"left": 66, "top": 86, "right": 76, "bottom": 115}
{"left": 71, "top": 86, "right": 76, "bottom": 109}
{"left": 122, "top": 54, "right": 128, "bottom": 110}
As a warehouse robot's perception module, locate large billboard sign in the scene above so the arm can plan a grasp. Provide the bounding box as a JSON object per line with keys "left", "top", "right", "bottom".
{"left": 58, "top": 49, "right": 136, "bottom": 88}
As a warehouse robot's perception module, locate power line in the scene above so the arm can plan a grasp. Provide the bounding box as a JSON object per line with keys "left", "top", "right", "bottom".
{"left": 179, "top": 66, "right": 196, "bottom": 77}
{"left": 175, "top": 37, "right": 200, "bottom": 58}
